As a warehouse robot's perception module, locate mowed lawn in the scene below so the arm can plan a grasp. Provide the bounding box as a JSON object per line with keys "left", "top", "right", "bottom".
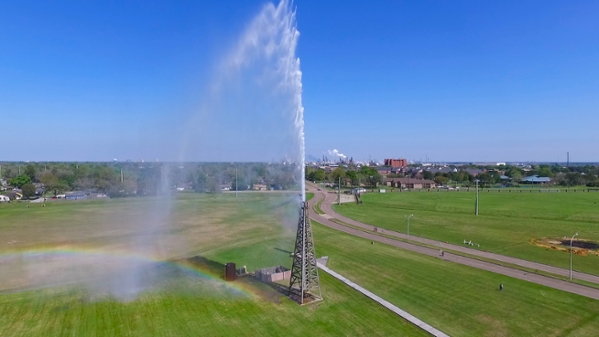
{"left": 334, "top": 191, "right": 599, "bottom": 275}
{"left": 0, "top": 193, "right": 427, "bottom": 337}
{"left": 2, "top": 192, "right": 598, "bottom": 336}
{"left": 0, "top": 272, "right": 429, "bottom": 337}
{"left": 0, "top": 193, "right": 298, "bottom": 261}
{"left": 313, "top": 221, "right": 599, "bottom": 337}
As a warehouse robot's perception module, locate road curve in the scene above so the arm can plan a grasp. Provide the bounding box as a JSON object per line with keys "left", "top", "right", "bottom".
{"left": 306, "top": 183, "right": 599, "bottom": 301}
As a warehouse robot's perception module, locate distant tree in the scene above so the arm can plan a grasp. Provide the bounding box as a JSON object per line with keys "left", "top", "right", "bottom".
{"left": 422, "top": 171, "right": 433, "bottom": 180}
{"left": 195, "top": 172, "right": 208, "bottom": 192}
{"left": 231, "top": 175, "right": 249, "bottom": 191}
{"left": 1, "top": 166, "right": 17, "bottom": 179}
{"left": 434, "top": 176, "right": 449, "bottom": 185}
{"left": 21, "top": 183, "right": 36, "bottom": 199}
{"left": 24, "top": 165, "right": 37, "bottom": 182}
{"left": 306, "top": 167, "right": 325, "bottom": 182}
{"left": 46, "top": 180, "right": 69, "bottom": 196}
{"left": 506, "top": 168, "right": 523, "bottom": 182}
{"left": 352, "top": 167, "right": 382, "bottom": 187}
{"left": 332, "top": 167, "right": 346, "bottom": 182}
{"left": 312, "top": 169, "right": 326, "bottom": 182}
{"left": 40, "top": 172, "right": 58, "bottom": 187}
{"left": 564, "top": 172, "right": 584, "bottom": 186}
{"left": 207, "top": 176, "right": 221, "bottom": 194}
{"left": 346, "top": 170, "right": 358, "bottom": 186}
{"left": 586, "top": 174, "right": 598, "bottom": 184}
{"left": 538, "top": 166, "right": 553, "bottom": 177}
{"left": 10, "top": 174, "right": 32, "bottom": 188}
{"left": 253, "top": 164, "right": 267, "bottom": 178}
{"left": 477, "top": 172, "right": 494, "bottom": 187}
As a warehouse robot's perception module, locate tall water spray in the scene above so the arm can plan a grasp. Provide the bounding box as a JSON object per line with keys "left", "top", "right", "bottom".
{"left": 181, "top": 0, "right": 306, "bottom": 201}
{"left": 0, "top": 0, "right": 306, "bottom": 300}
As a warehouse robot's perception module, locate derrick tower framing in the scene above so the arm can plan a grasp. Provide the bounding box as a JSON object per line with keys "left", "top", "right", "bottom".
{"left": 288, "top": 201, "right": 322, "bottom": 304}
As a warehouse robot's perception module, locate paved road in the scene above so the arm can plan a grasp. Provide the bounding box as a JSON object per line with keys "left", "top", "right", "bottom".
{"left": 306, "top": 184, "right": 599, "bottom": 300}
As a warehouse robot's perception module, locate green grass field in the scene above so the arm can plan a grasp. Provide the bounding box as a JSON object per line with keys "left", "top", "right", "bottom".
{"left": 1, "top": 192, "right": 598, "bottom": 336}
{"left": 0, "top": 193, "right": 426, "bottom": 336}
{"left": 0, "top": 271, "right": 428, "bottom": 336}
{"left": 312, "top": 221, "right": 599, "bottom": 337}
{"left": 333, "top": 191, "right": 599, "bottom": 276}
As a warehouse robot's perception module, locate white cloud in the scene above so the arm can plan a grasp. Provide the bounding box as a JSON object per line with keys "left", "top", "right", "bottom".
{"left": 327, "top": 149, "right": 347, "bottom": 159}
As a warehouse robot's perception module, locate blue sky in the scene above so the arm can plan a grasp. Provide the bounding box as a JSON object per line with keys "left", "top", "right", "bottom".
{"left": 1, "top": 1, "right": 598, "bottom": 162}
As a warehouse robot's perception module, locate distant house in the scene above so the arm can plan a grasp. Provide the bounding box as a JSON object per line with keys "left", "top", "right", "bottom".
{"left": 429, "top": 167, "right": 458, "bottom": 174}
{"left": 521, "top": 175, "right": 551, "bottom": 184}
{"left": 385, "top": 178, "right": 436, "bottom": 189}
{"left": 252, "top": 184, "right": 267, "bottom": 191}
{"left": 463, "top": 168, "right": 485, "bottom": 176}
{"left": 377, "top": 168, "right": 392, "bottom": 175}
{"left": 4, "top": 191, "right": 22, "bottom": 200}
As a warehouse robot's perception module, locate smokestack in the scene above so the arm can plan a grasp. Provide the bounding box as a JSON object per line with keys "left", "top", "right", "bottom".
{"left": 567, "top": 152, "right": 569, "bottom": 167}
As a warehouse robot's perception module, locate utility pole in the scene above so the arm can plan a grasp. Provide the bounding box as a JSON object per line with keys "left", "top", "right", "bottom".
{"left": 475, "top": 179, "right": 479, "bottom": 216}
{"left": 338, "top": 177, "right": 341, "bottom": 205}
{"left": 570, "top": 232, "right": 578, "bottom": 280}
{"left": 120, "top": 169, "right": 124, "bottom": 183}
{"left": 567, "top": 152, "right": 570, "bottom": 167}
{"left": 235, "top": 168, "right": 238, "bottom": 198}
{"left": 406, "top": 214, "right": 414, "bottom": 240}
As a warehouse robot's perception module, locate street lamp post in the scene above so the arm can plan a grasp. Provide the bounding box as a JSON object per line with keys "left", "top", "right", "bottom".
{"left": 570, "top": 232, "right": 579, "bottom": 280}
{"left": 338, "top": 177, "right": 341, "bottom": 205}
{"left": 475, "top": 179, "right": 479, "bottom": 216}
{"left": 406, "top": 214, "right": 414, "bottom": 240}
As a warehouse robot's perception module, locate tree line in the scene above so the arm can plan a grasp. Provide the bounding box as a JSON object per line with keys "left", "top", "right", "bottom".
{"left": 306, "top": 166, "right": 384, "bottom": 187}
{"left": 306, "top": 163, "right": 599, "bottom": 188}
{"left": 0, "top": 162, "right": 301, "bottom": 199}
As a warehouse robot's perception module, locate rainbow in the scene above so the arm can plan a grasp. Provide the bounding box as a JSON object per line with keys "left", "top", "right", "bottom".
{"left": 0, "top": 246, "right": 257, "bottom": 298}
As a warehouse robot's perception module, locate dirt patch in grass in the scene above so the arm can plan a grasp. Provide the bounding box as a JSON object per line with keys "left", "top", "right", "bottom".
{"left": 531, "top": 238, "right": 599, "bottom": 257}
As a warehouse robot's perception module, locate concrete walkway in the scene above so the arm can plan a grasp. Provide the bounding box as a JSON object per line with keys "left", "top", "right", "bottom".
{"left": 317, "top": 262, "right": 450, "bottom": 337}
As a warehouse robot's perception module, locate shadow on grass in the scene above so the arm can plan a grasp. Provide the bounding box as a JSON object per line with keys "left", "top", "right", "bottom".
{"left": 274, "top": 247, "right": 293, "bottom": 255}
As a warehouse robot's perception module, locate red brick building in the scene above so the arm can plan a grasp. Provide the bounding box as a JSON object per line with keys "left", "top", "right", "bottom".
{"left": 384, "top": 158, "right": 407, "bottom": 167}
